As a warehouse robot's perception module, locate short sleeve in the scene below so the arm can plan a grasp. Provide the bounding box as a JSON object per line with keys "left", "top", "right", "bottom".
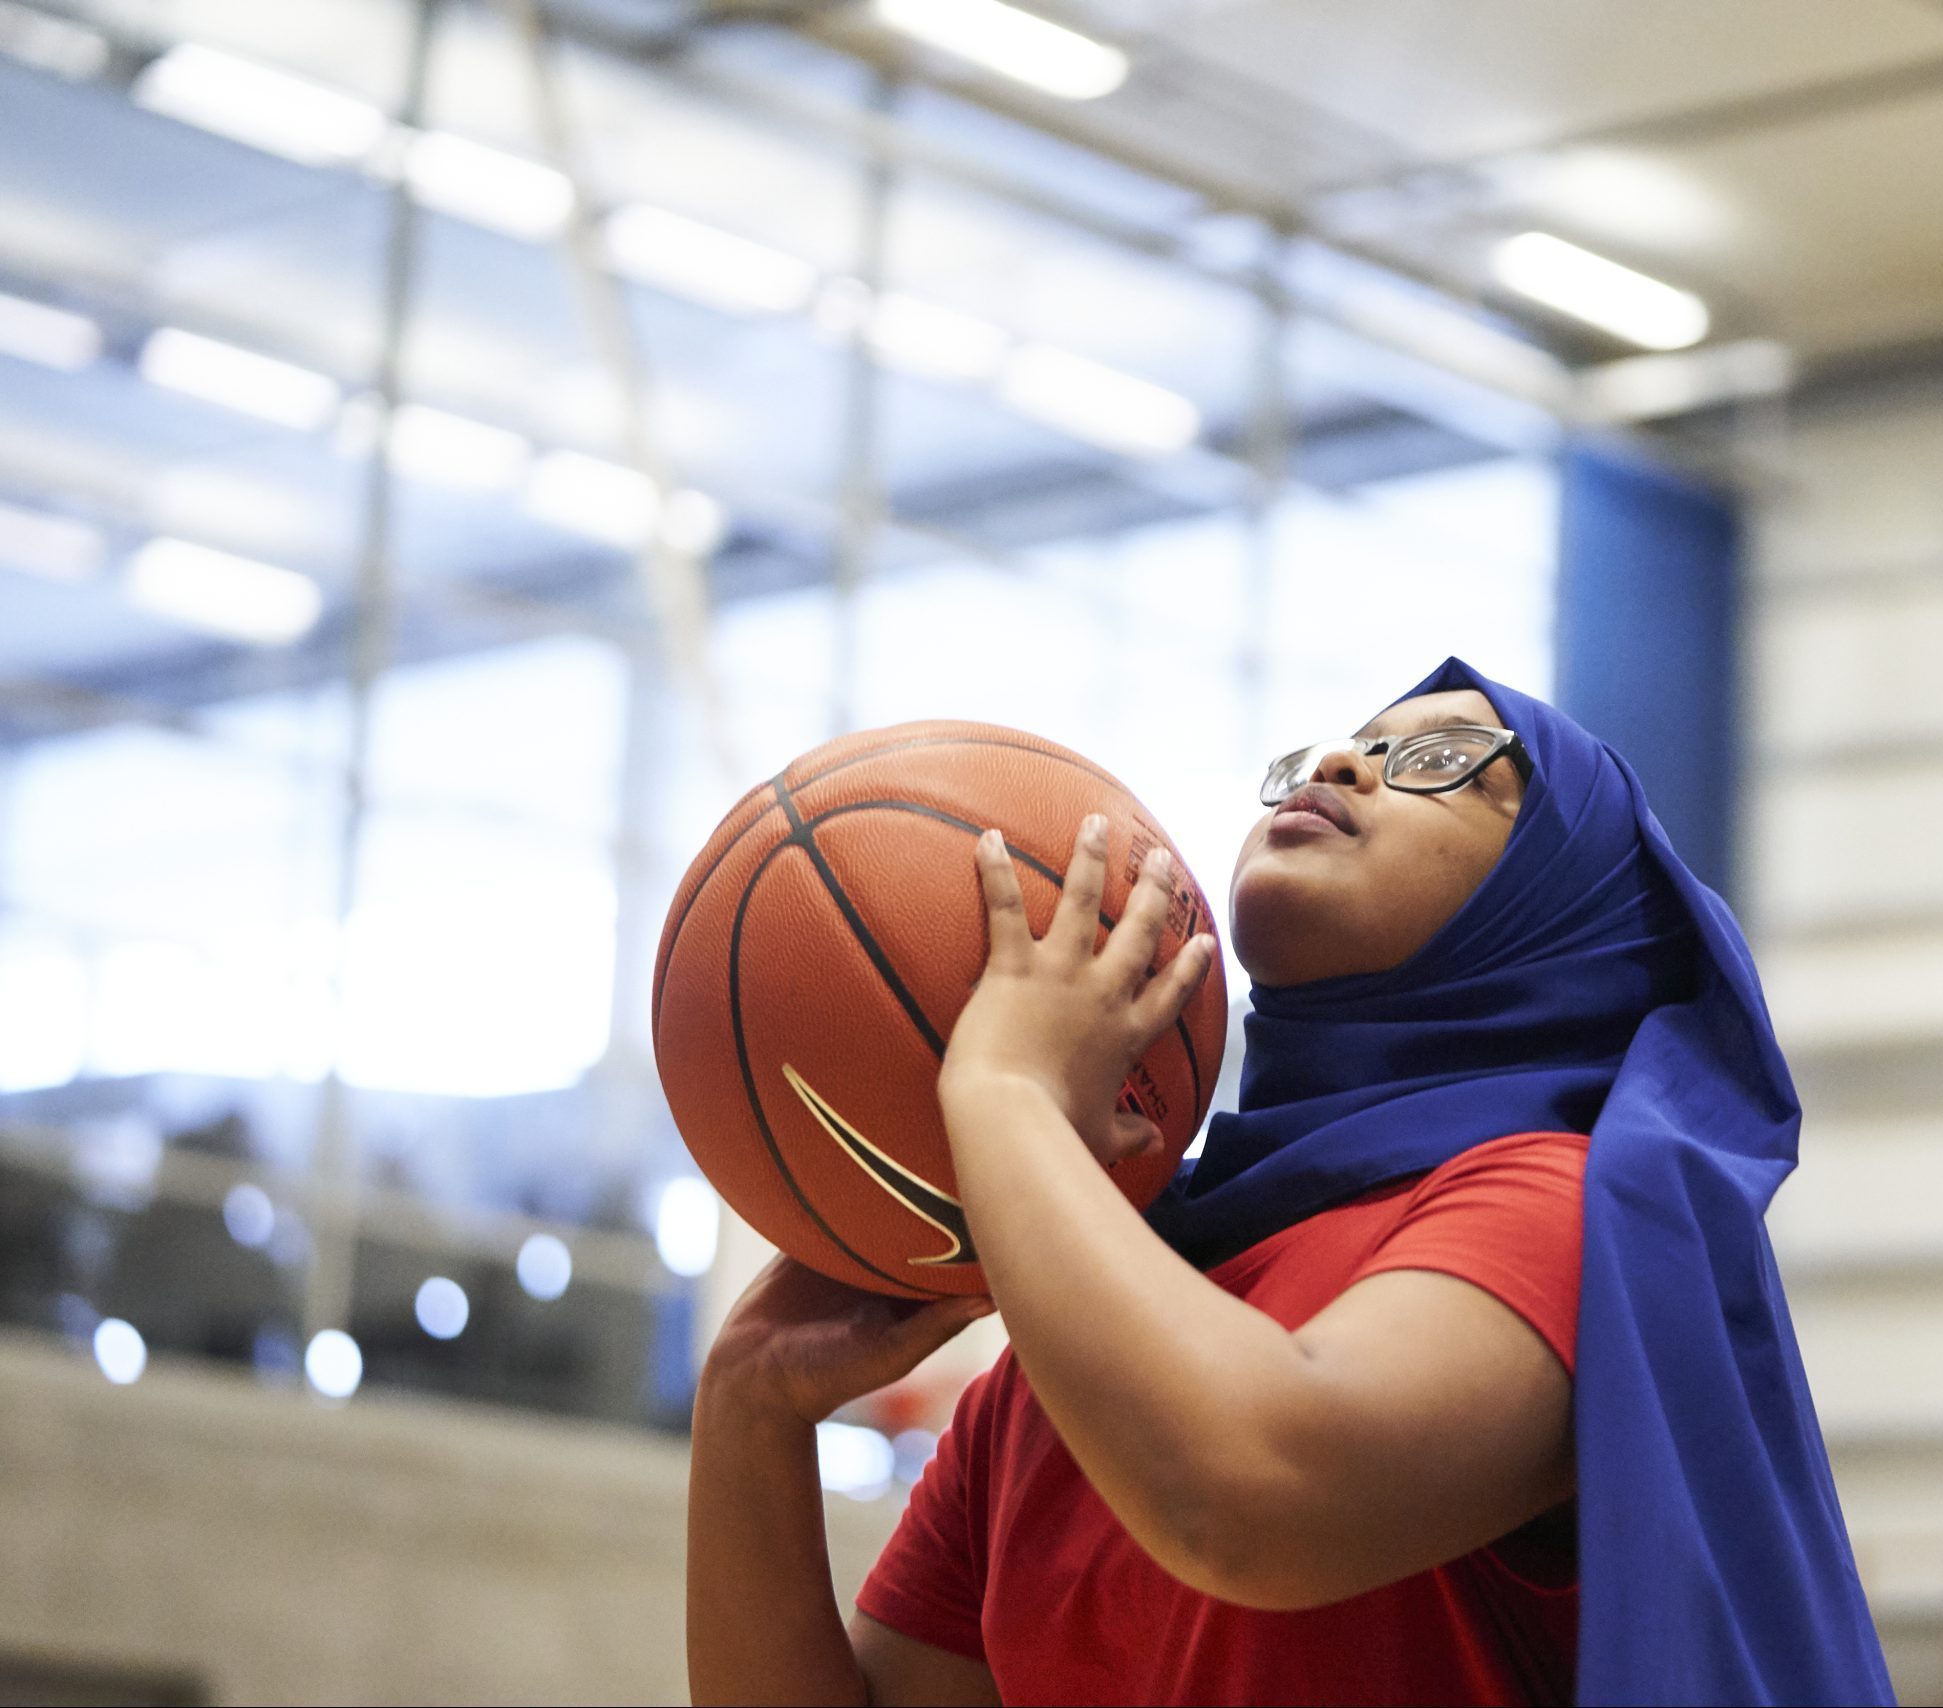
{"left": 853, "top": 1367, "right": 994, "bottom": 1662}
{"left": 1350, "top": 1131, "right": 1590, "bottom": 1374}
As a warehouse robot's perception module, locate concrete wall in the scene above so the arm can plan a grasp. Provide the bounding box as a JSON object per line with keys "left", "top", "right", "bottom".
{"left": 0, "top": 1331, "right": 900, "bottom": 1706}
{"left": 1737, "top": 374, "right": 1943, "bottom": 1703}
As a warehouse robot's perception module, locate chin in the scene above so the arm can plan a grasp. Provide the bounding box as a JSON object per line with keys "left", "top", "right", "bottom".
{"left": 1228, "top": 864, "right": 1312, "bottom": 986}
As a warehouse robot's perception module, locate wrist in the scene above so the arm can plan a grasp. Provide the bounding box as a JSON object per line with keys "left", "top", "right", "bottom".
{"left": 938, "top": 1065, "right": 1071, "bottom": 1129}
{"left": 696, "top": 1346, "right": 816, "bottom": 1430}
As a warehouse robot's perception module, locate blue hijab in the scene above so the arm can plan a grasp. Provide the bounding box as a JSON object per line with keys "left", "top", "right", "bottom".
{"left": 1145, "top": 656, "right": 1893, "bottom": 1706}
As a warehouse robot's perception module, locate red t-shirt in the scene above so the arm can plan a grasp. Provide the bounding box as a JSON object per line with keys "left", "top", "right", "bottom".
{"left": 856, "top": 1130, "right": 1590, "bottom": 1707}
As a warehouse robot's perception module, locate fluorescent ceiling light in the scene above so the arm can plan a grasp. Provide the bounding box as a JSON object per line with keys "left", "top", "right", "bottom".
{"left": 126, "top": 538, "right": 323, "bottom": 645}
{"left": 0, "top": 289, "right": 101, "bottom": 370}
{"left": 0, "top": 498, "right": 105, "bottom": 581}
{"left": 661, "top": 489, "right": 728, "bottom": 557}
{"left": 404, "top": 130, "right": 574, "bottom": 242}
{"left": 132, "top": 43, "right": 387, "bottom": 168}
{"left": 386, "top": 404, "right": 531, "bottom": 490}
{"left": 869, "top": 291, "right": 1010, "bottom": 381}
{"left": 998, "top": 344, "right": 1200, "bottom": 457}
{"left": 812, "top": 281, "right": 1009, "bottom": 380}
{"left": 139, "top": 328, "right": 340, "bottom": 430}
{"left": 524, "top": 450, "right": 660, "bottom": 547}
{"left": 0, "top": 1, "right": 110, "bottom": 79}
{"left": 1491, "top": 232, "right": 1709, "bottom": 351}
{"left": 606, "top": 204, "right": 818, "bottom": 317}
{"left": 874, "top": 0, "right": 1128, "bottom": 100}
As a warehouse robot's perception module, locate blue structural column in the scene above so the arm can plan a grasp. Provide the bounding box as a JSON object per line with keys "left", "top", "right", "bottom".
{"left": 1556, "top": 441, "right": 1743, "bottom": 903}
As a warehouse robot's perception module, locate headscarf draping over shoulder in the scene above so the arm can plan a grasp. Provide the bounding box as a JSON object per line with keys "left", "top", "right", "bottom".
{"left": 1144, "top": 656, "right": 1894, "bottom": 1706}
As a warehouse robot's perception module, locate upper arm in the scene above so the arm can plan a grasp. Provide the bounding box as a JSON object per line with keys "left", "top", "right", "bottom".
{"left": 1201, "top": 1267, "right": 1575, "bottom": 1611}
{"left": 849, "top": 1611, "right": 1001, "bottom": 1707}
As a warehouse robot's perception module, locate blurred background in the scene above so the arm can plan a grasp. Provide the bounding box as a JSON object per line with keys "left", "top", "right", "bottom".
{"left": 0, "top": 0, "right": 1937, "bottom": 1701}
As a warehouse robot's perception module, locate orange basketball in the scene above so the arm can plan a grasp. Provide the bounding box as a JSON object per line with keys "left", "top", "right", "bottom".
{"left": 651, "top": 720, "right": 1228, "bottom": 1298}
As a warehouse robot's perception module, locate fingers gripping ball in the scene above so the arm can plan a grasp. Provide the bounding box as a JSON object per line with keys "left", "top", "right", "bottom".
{"left": 651, "top": 721, "right": 1229, "bottom": 1298}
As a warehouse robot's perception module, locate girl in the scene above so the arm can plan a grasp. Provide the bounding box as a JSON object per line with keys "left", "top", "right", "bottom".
{"left": 687, "top": 656, "right": 1892, "bottom": 1706}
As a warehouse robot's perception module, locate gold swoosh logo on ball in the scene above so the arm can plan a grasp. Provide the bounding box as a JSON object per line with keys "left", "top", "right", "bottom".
{"left": 782, "top": 1062, "right": 978, "bottom": 1268}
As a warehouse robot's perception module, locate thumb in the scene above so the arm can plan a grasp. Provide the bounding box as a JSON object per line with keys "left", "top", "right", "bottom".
{"left": 1102, "top": 1111, "right": 1164, "bottom": 1170}
{"left": 889, "top": 1293, "right": 995, "bottom": 1363}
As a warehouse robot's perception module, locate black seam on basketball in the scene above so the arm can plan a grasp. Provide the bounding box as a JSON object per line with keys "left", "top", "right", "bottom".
{"left": 806, "top": 799, "right": 1210, "bottom": 1117}
{"left": 803, "top": 799, "right": 1117, "bottom": 933}
{"left": 728, "top": 831, "right": 938, "bottom": 1299}
{"left": 777, "top": 785, "right": 951, "bottom": 1059}
{"left": 655, "top": 737, "right": 1130, "bottom": 1037}
{"left": 651, "top": 776, "right": 784, "bottom": 1037}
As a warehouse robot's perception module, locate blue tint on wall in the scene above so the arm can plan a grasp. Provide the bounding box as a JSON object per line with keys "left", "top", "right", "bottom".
{"left": 1556, "top": 443, "right": 1742, "bottom": 902}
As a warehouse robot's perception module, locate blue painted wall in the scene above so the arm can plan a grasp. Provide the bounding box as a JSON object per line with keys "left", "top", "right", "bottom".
{"left": 1556, "top": 443, "right": 1743, "bottom": 903}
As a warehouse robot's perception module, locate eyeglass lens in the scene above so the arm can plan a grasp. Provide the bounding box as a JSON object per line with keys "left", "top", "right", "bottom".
{"left": 1263, "top": 727, "right": 1500, "bottom": 803}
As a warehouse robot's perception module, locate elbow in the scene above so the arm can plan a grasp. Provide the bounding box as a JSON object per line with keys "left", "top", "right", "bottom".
{"left": 1152, "top": 1458, "right": 1340, "bottom": 1613}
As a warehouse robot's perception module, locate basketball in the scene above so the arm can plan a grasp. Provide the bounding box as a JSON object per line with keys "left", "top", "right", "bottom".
{"left": 652, "top": 720, "right": 1228, "bottom": 1298}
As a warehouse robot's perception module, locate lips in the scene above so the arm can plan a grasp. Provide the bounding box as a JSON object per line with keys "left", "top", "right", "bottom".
{"left": 1274, "top": 786, "right": 1357, "bottom": 835}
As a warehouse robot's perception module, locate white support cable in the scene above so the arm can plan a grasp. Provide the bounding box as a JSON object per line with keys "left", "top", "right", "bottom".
{"left": 498, "top": 0, "right": 739, "bottom": 791}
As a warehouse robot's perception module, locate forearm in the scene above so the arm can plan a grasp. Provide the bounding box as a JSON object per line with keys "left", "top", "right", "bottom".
{"left": 687, "top": 1369, "right": 869, "bottom": 1707}
{"left": 940, "top": 1075, "right": 1305, "bottom": 1584}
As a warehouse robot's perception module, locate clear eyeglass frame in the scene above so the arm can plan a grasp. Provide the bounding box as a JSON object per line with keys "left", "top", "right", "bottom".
{"left": 1259, "top": 724, "right": 1534, "bottom": 807}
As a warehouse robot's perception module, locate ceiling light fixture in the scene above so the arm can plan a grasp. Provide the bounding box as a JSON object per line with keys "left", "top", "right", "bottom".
{"left": 0, "top": 498, "right": 105, "bottom": 581}
{"left": 139, "top": 327, "right": 341, "bottom": 430}
{"left": 998, "top": 344, "right": 1200, "bottom": 457}
{"left": 523, "top": 450, "right": 661, "bottom": 547}
{"left": 0, "top": 289, "right": 101, "bottom": 370}
{"left": 403, "top": 130, "right": 575, "bottom": 242}
{"left": 873, "top": 0, "right": 1128, "bottom": 101}
{"left": 0, "top": 1, "right": 110, "bottom": 80}
{"left": 1491, "top": 232, "right": 1710, "bottom": 352}
{"left": 866, "top": 291, "right": 1011, "bottom": 382}
{"left": 605, "top": 204, "right": 819, "bottom": 317}
{"left": 126, "top": 538, "right": 324, "bottom": 645}
{"left": 386, "top": 404, "right": 531, "bottom": 490}
{"left": 132, "top": 43, "right": 388, "bottom": 168}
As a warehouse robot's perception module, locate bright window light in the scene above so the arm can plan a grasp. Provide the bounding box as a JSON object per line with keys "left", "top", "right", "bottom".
{"left": 0, "top": 498, "right": 104, "bottom": 581}
{"left": 516, "top": 1233, "right": 573, "bottom": 1301}
{"left": 132, "top": 44, "right": 389, "bottom": 168}
{"left": 93, "top": 1318, "right": 148, "bottom": 1385}
{"left": 874, "top": 0, "right": 1128, "bottom": 100}
{"left": 404, "top": 130, "right": 574, "bottom": 242}
{"left": 0, "top": 2, "right": 110, "bottom": 80}
{"left": 816, "top": 1421, "right": 896, "bottom": 1500}
{"left": 998, "top": 344, "right": 1200, "bottom": 456}
{"left": 605, "top": 204, "right": 818, "bottom": 317}
{"left": 1491, "top": 232, "right": 1710, "bottom": 351}
{"left": 524, "top": 450, "right": 660, "bottom": 547}
{"left": 222, "top": 1183, "right": 276, "bottom": 1249}
{"left": 126, "top": 538, "right": 324, "bottom": 646}
{"left": 868, "top": 291, "right": 1010, "bottom": 381}
{"left": 139, "top": 328, "right": 341, "bottom": 430}
{"left": 387, "top": 404, "right": 531, "bottom": 490}
{"left": 304, "top": 1328, "right": 363, "bottom": 1399}
{"left": 0, "top": 933, "right": 89, "bottom": 1091}
{"left": 0, "top": 289, "right": 101, "bottom": 370}
{"left": 414, "top": 1276, "right": 470, "bottom": 1340}
{"left": 653, "top": 1177, "right": 720, "bottom": 1278}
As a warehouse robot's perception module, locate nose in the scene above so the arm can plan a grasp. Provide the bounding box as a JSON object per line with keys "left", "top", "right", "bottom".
{"left": 1308, "top": 740, "right": 1379, "bottom": 791}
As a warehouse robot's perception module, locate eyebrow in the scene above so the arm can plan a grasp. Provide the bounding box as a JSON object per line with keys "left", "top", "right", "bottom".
{"left": 1355, "top": 706, "right": 1471, "bottom": 741}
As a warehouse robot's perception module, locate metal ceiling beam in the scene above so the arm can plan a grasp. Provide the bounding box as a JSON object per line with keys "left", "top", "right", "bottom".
{"left": 1305, "top": 49, "right": 1943, "bottom": 202}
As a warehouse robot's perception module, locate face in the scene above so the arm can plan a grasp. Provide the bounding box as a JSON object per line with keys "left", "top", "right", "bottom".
{"left": 1229, "top": 688, "right": 1526, "bottom": 986}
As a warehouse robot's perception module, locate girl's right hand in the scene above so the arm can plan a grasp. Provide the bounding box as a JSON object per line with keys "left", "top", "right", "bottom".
{"left": 701, "top": 1253, "right": 995, "bottom": 1426}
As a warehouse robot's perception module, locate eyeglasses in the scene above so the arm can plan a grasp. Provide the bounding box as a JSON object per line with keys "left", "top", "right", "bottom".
{"left": 1259, "top": 724, "right": 1533, "bottom": 807}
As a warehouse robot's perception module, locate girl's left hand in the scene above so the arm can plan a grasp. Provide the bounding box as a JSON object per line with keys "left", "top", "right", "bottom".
{"left": 938, "top": 813, "right": 1218, "bottom": 1170}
